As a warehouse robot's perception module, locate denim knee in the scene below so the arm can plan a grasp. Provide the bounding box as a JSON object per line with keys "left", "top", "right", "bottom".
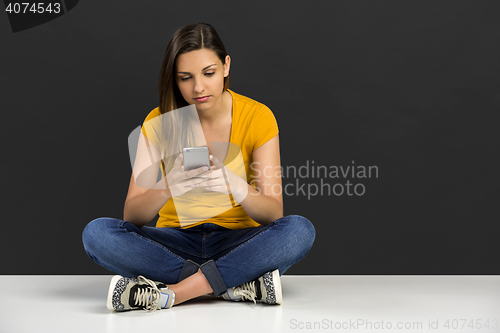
{"left": 284, "top": 215, "right": 316, "bottom": 252}
{"left": 82, "top": 217, "right": 116, "bottom": 257}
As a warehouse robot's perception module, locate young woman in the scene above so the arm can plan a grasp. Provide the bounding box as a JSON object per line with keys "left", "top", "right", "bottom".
{"left": 82, "top": 22, "right": 315, "bottom": 312}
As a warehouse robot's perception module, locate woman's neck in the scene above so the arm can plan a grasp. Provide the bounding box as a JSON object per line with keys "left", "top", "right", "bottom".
{"left": 197, "top": 90, "right": 232, "bottom": 127}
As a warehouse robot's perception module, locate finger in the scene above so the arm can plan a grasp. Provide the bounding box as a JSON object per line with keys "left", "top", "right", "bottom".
{"left": 198, "top": 184, "right": 229, "bottom": 193}
{"left": 196, "top": 169, "right": 224, "bottom": 181}
{"left": 180, "top": 172, "right": 214, "bottom": 187}
{"left": 212, "top": 156, "right": 225, "bottom": 169}
{"left": 185, "top": 178, "right": 207, "bottom": 187}
{"left": 174, "top": 153, "right": 183, "bottom": 168}
{"left": 207, "top": 176, "right": 228, "bottom": 186}
{"left": 189, "top": 176, "right": 225, "bottom": 187}
{"left": 184, "top": 165, "right": 210, "bottom": 179}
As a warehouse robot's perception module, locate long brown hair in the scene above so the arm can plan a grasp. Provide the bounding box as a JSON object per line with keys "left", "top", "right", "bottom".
{"left": 156, "top": 23, "right": 230, "bottom": 175}
{"left": 158, "top": 22, "right": 230, "bottom": 114}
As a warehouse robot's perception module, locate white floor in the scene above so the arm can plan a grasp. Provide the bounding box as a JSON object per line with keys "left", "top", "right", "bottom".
{"left": 1, "top": 275, "right": 499, "bottom": 333}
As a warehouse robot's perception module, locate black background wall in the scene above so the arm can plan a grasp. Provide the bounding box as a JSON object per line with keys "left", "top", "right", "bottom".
{"left": 1, "top": 0, "right": 499, "bottom": 275}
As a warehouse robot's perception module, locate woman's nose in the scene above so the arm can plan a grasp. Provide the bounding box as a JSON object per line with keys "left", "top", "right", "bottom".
{"left": 193, "top": 77, "right": 205, "bottom": 93}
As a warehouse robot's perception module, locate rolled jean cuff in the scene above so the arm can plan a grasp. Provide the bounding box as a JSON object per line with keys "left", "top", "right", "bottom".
{"left": 177, "top": 260, "right": 200, "bottom": 283}
{"left": 199, "top": 260, "right": 227, "bottom": 297}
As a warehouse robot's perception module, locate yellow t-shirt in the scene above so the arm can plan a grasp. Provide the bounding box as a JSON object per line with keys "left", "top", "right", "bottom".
{"left": 140, "top": 89, "right": 279, "bottom": 229}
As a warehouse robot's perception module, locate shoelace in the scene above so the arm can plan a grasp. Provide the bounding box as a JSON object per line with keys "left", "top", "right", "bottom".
{"left": 134, "top": 276, "right": 161, "bottom": 312}
{"left": 233, "top": 281, "right": 257, "bottom": 304}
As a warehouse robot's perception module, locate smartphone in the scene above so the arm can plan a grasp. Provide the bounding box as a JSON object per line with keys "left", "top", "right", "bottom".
{"left": 183, "top": 147, "right": 210, "bottom": 171}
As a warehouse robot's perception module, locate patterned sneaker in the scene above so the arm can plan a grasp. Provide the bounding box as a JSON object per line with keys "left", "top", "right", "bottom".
{"left": 222, "top": 269, "right": 282, "bottom": 305}
{"left": 106, "top": 275, "right": 175, "bottom": 312}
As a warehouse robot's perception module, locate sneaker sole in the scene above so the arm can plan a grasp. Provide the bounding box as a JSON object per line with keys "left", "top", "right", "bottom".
{"left": 106, "top": 275, "right": 123, "bottom": 311}
{"left": 272, "top": 269, "right": 282, "bottom": 305}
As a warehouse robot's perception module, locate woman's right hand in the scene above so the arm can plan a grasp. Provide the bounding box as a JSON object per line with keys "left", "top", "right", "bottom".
{"left": 166, "top": 153, "right": 212, "bottom": 197}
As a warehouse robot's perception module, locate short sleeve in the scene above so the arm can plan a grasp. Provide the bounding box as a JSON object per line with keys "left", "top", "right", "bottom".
{"left": 141, "top": 107, "right": 162, "bottom": 149}
{"left": 252, "top": 105, "right": 279, "bottom": 151}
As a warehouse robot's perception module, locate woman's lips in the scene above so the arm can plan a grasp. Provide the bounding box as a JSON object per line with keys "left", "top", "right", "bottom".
{"left": 194, "top": 96, "right": 210, "bottom": 102}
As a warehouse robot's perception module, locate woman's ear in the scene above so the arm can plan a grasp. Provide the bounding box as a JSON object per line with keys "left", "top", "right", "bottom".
{"left": 224, "top": 55, "right": 231, "bottom": 77}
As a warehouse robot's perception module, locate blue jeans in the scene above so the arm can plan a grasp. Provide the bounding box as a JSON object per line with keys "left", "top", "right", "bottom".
{"left": 82, "top": 215, "right": 315, "bottom": 297}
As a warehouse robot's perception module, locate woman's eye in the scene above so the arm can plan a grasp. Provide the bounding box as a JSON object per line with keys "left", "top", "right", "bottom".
{"left": 180, "top": 77, "right": 191, "bottom": 81}
{"left": 205, "top": 72, "right": 215, "bottom": 76}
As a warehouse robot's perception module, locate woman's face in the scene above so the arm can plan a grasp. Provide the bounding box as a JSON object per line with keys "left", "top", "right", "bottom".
{"left": 175, "top": 48, "right": 230, "bottom": 112}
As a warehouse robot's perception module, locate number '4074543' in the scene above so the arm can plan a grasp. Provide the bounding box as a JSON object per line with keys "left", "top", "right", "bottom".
{"left": 5, "top": 2, "right": 62, "bottom": 14}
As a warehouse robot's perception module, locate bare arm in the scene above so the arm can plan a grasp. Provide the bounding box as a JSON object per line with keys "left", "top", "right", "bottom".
{"left": 233, "top": 134, "right": 284, "bottom": 225}
{"left": 123, "top": 132, "right": 171, "bottom": 227}
{"left": 123, "top": 173, "right": 172, "bottom": 228}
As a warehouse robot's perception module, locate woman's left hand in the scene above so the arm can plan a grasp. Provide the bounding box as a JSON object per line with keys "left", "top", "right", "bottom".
{"left": 192, "top": 155, "right": 248, "bottom": 203}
